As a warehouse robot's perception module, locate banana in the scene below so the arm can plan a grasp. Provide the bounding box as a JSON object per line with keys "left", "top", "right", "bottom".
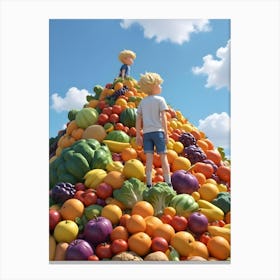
{"left": 106, "top": 161, "right": 124, "bottom": 172}
{"left": 207, "top": 225, "right": 231, "bottom": 244}
{"left": 102, "top": 140, "right": 131, "bottom": 153}
{"left": 197, "top": 199, "right": 224, "bottom": 222}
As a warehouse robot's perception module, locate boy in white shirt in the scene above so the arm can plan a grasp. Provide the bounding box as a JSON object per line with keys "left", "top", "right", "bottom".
{"left": 136, "top": 72, "right": 172, "bottom": 188}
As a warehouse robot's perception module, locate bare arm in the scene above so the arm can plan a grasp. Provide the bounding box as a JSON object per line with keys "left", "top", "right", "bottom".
{"left": 161, "top": 110, "right": 169, "bottom": 144}
{"left": 136, "top": 113, "right": 143, "bottom": 146}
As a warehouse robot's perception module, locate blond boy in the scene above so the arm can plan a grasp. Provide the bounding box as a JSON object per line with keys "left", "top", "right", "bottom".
{"left": 136, "top": 72, "right": 172, "bottom": 188}
{"left": 118, "top": 50, "right": 136, "bottom": 79}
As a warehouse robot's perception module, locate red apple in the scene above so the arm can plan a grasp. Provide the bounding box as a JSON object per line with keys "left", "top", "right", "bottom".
{"left": 151, "top": 237, "right": 169, "bottom": 252}
{"left": 170, "top": 215, "right": 188, "bottom": 231}
{"left": 49, "top": 209, "right": 62, "bottom": 231}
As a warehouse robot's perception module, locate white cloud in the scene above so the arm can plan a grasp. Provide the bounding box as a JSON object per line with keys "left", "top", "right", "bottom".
{"left": 120, "top": 19, "right": 211, "bottom": 45}
{"left": 50, "top": 87, "right": 89, "bottom": 112}
{"left": 198, "top": 112, "right": 230, "bottom": 149}
{"left": 192, "top": 40, "right": 230, "bottom": 90}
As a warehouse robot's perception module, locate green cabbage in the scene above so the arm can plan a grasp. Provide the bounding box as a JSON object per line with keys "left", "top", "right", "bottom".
{"left": 143, "top": 182, "right": 177, "bottom": 217}
{"left": 113, "top": 178, "right": 148, "bottom": 209}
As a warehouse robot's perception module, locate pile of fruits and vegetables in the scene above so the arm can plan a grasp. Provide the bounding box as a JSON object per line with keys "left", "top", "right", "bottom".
{"left": 49, "top": 77, "right": 231, "bottom": 262}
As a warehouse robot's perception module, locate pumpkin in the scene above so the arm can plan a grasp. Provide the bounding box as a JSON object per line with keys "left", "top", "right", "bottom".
{"left": 122, "top": 159, "right": 145, "bottom": 181}
{"left": 119, "top": 108, "right": 137, "bottom": 128}
{"left": 105, "top": 130, "right": 130, "bottom": 143}
{"left": 75, "top": 107, "right": 99, "bottom": 129}
{"left": 82, "top": 124, "right": 107, "bottom": 142}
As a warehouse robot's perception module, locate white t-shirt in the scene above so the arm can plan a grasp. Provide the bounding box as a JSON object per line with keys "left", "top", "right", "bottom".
{"left": 137, "top": 95, "right": 169, "bottom": 134}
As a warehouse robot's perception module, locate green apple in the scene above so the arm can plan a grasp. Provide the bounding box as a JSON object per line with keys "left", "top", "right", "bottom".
{"left": 54, "top": 220, "right": 79, "bottom": 243}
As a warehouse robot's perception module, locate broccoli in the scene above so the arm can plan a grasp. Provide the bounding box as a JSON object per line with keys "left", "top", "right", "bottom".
{"left": 113, "top": 178, "right": 148, "bottom": 209}
{"left": 143, "top": 182, "right": 177, "bottom": 217}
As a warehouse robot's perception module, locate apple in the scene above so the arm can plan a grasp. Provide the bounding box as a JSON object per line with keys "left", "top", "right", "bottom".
{"left": 171, "top": 170, "right": 199, "bottom": 194}
{"left": 82, "top": 189, "right": 98, "bottom": 206}
{"left": 49, "top": 209, "right": 62, "bottom": 231}
{"left": 188, "top": 212, "right": 208, "bottom": 234}
{"left": 170, "top": 215, "right": 188, "bottom": 231}
{"left": 151, "top": 237, "right": 169, "bottom": 252}
{"left": 53, "top": 220, "right": 79, "bottom": 243}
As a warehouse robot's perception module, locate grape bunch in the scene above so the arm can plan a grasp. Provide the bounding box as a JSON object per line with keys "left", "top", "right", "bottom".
{"left": 110, "top": 85, "right": 129, "bottom": 100}
{"left": 183, "top": 145, "right": 206, "bottom": 164}
{"left": 50, "top": 182, "right": 76, "bottom": 204}
{"left": 178, "top": 132, "right": 197, "bottom": 147}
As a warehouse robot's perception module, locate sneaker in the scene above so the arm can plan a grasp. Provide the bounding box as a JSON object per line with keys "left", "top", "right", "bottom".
{"left": 147, "top": 184, "right": 152, "bottom": 188}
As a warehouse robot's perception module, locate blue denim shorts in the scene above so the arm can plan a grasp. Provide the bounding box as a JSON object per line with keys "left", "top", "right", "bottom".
{"left": 143, "top": 131, "right": 167, "bottom": 154}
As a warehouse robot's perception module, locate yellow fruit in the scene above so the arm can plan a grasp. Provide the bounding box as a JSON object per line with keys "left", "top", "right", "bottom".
{"left": 198, "top": 183, "right": 219, "bottom": 201}
{"left": 123, "top": 159, "right": 145, "bottom": 181}
{"left": 173, "top": 141, "right": 184, "bottom": 154}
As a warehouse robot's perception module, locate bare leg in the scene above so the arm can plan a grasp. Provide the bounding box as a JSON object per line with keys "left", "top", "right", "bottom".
{"left": 160, "top": 153, "right": 171, "bottom": 184}
{"left": 145, "top": 153, "right": 154, "bottom": 186}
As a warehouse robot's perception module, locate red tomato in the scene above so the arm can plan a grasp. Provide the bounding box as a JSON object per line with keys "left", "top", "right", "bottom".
{"left": 112, "top": 104, "right": 122, "bottom": 115}
{"left": 128, "top": 127, "right": 137, "bottom": 137}
{"left": 95, "top": 183, "right": 113, "bottom": 200}
{"left": 199, "top": 232, "right": 211, "bottom": 245}
{"left": 160, "top": 214, "right": 173, "bottom": 224}
{"left": 74, "top": 190, "right": 85, "bottom": 204}
{"left": 151, "top": 237, "right": 169, "bottom": 252}
{"left": 102, "top": 106, "right": 113, "bottom": 116}
{"left": 114, "top": 122, "right": 125, "bottom": 131}
{"left": 98, "top": 100, "right": 108, "bottom": 110}
{"left": 109, "top": 113, "right": 120, "bottom": 123}
{"left": 210, "top": 220, "right": 226, "bottom": 227}
{"left": 98, "top": 113, "right": 109, "bottom": 125}
{"left": 170, "top": 215, "right": 188, "bottom": 232}
{"left": 110, "top": 239, "right": 128, "bottom": 255}
{"left": 88, "top": 255, "right": 100, "bottom": 261}
{"left": 95, "top": 243, "right": 112, "bottom": 259}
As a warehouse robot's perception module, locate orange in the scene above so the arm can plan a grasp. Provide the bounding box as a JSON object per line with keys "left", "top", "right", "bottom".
{"left": 114, "top": 82, "right": 124, "bottom": 91}
{"left": 163, "top": 206, "right": 176, "bottom": 217}
{"left": 101, "top": 204, "right": 122, "bottom": 225}
{"left": 128, "top": 232, "right": 152, "bottom": 257}
{"left": 204, "top": 138, "right": 215, "bottom": 150}
{"left": 110, "top": 225, "right": 129, "bottom": 241}
{"left": 103, "top": 171, "right": 125, "bottom": 190}
{"left": 59, "top": 198, "right": 84, "bottom": 221}
{"left": 196, "top": 139, "right": 209, "bottom": 152}
{"left": 198, "top": 183, "right": 219, "bottom": 201}
{"left": 132, "top": 201, "right": 154, "bottom": 218}
{"left": 152, "top": 223, "right": 175, "bottom": 243}
{"left": 144, "top": 216, "right": 163, "bottom": 237}
{"left": 126, "top": 214, "right": 146, "bottom": 234}
{"left": 170, "top": 231, "right": 195, "bottom": 257}
{"left": 207, "top": 236, "right": 230, "bottom": 260}
{"left": 188, "top": 241, "right": 209, "bottom": 259}
{"left": 193, "top": 172, "right": 207, "bottom": 185}
{"left": 121, "top": 147, "right": 138, "bottom": 162}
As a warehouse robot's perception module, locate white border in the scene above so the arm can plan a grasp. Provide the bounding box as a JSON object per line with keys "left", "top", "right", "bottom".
{"left": 1, "top": 0, "right": 279, "bottom": 280}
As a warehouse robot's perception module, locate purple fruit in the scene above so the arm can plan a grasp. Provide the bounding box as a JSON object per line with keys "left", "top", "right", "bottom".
{"left": 188, "top": 212, "right": 208, "bottom": 234}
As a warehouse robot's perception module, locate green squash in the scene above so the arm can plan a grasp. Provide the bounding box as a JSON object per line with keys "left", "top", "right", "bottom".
{"left": 169, "top": 194, "right": 199, "bottom": 217}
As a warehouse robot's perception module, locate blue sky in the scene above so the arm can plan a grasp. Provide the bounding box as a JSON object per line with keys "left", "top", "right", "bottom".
{"left": 49, "top": 19, "right": 230, "bottom": 155}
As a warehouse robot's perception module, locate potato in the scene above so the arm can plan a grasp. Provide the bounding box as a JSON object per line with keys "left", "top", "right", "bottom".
{"left": 144, "top": 251, "right": 169, "bottom": 261}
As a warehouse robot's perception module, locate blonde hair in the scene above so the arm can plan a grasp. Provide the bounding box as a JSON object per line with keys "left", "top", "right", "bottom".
{"left": 118, "top": 50, "right": 136, "bottom": 63}
{"left": 138, "top": 72, "right": 164, "bottom": 94}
